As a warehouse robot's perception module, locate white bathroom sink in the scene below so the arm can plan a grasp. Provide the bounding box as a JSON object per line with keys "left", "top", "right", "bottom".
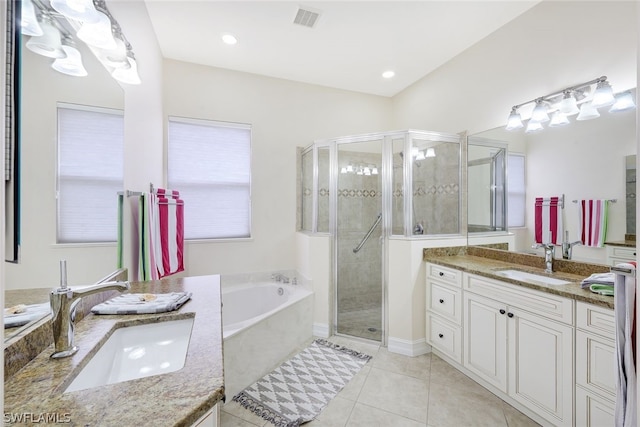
{"left": 65, "top": 317, "right": 194, "bottom": 393}
{"left": 494, "top": 269, "right": 572, "bottom": 286}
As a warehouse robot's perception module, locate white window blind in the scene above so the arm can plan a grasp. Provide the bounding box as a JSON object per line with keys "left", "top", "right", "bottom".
{"left": 57, "top": 105, "right": 123, "bottom": 243}
{"left": 168, "top": 117, "right": 251, "bottom": 239}
{"left": 507, "top": 153, "right": 526, "bottom": 228}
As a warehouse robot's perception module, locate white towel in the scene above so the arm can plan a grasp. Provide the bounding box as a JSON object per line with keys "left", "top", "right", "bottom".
{"left": 91, "top": 292, "right": 192, "bottom": 315}
{"left": 614, "top": 262, "right": 637, "bottom": 427}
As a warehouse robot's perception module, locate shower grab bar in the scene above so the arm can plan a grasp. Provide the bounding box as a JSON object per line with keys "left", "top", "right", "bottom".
{"left": 353, "top": 213, "right": 382, "bottom": 253}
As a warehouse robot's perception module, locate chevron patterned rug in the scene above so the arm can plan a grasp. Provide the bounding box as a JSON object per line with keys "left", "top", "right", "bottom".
{"left": 232, "top": 339, "right": 372, "bottom": 427}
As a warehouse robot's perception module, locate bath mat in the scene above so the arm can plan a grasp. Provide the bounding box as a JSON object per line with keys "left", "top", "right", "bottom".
{"left": 233, "top": 339, "right": 371, "bottom": 427}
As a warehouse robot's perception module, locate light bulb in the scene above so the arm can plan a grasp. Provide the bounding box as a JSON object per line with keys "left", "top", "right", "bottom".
{"left": 530, "top": 100, "right": 550, "bottom": 123}
{"left": 609, "top": 91, "right": 636, "bottom": 113}
{"left": 548, "top": 111, "right": 570, "bottom": 127}
{"left": 576, "top": 102, "right": 600, "bottom": 121}
{"left": 525, "top": 121, "right": 543, "bottom": 133}
{"left": 21, "top": 0, "right": 43, "bottom": 36}
{"left": 505, "top": 108, "right": 523, "bottom": 131}
{"left": 52, "top": 41, "right": 88, "bottom": 77}
{"left": 559, "top": 92, "right": 580, "bottom": 115}
{"left": 591, "top": 80, "right": 615, "bottom": 108}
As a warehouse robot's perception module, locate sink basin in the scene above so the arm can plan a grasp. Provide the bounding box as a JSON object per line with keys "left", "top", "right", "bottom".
{"left": 65, "top": 317, "right": 194, "bottom": 393}
{"left": 494, "top": 269, "right": 572, "bottom": 286}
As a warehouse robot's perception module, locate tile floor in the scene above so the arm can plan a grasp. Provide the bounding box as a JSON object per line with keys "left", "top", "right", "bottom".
{"left": 337, "top": 308, "right": 381, "bottom": 341}
{"left": 220, "top": 336, "right": 541, "bottom": 427}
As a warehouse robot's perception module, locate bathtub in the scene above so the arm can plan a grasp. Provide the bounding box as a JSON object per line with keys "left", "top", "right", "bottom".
{"left": 221, "top": 279, "right": 314, "bottom": 398}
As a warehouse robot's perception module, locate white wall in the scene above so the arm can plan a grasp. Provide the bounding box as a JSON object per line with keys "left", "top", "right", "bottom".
{"left": 163, "top": 60, "right": 393, "bottom": 276}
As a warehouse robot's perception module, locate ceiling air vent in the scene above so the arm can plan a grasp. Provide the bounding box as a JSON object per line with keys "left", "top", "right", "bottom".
{"left": 293, "top": 6, "right": 321, "bottom": 28}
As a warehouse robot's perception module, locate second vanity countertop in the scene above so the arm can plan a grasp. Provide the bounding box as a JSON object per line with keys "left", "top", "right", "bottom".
{"left": 424, "top": 247, "right": 614, "bottom": 310}
{"left": 4, "top": 275, "right": 224, "bottom": 427}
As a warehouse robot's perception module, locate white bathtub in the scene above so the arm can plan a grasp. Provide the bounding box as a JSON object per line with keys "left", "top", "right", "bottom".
{"left": 222, "top": 279, "right": 314, "bottom": 398}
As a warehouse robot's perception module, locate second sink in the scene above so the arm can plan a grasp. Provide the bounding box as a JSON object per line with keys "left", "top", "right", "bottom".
{"left": 65, "top": 316, "right": 194, "bottom": 393}
{"left": 493, "top": 269, "right": 572, "bottom": 286}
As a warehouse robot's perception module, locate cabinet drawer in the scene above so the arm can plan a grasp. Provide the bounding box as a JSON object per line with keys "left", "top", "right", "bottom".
{"left": 609, "top": 246, "right": 637, "bottom": 259}
{"left": 426, "top": 313, "right": 462, "bottom": 364}
{"left": 576, "top": 330, "right": 616, "bottom": 400}
{"left": 426, "top": 263, "right": 462, "bottom": 287}
{"left": 463, "top": 273, "right": 573, "bottom": 325}
{"left": 576, "top": 302, "right": 614, "bottom": 338}
{"left": 575, "top": 386, "right": 615, "bottom": 427}
{"left": 427, "top": 281, "right": 462, "bottom": 325}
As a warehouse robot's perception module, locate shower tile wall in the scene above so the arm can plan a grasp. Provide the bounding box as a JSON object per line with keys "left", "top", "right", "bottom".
{"left": 392, "top": 142, "right": 460, "bottom": 235}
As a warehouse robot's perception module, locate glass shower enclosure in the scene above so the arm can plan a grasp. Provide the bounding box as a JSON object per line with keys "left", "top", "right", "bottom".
{"left": 300, "top": 130, "right": 462, "bottom": 343}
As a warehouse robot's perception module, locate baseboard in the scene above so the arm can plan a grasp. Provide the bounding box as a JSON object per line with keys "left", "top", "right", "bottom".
{"left": 387, "top": 336, "right": 430, "bottom": 357}
{"left": 313, "top": 322, "right": 330, "bottom": 338}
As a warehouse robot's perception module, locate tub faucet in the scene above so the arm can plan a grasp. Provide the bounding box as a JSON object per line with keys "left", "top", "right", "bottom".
{"left": 532, "top": 242, "right": 555, "bottom": 273}
{"left": 50, "top": 262, "right": 130, "bottom": 359}
{"left": 272, "top": 273, "right": 290, "bottom": 284}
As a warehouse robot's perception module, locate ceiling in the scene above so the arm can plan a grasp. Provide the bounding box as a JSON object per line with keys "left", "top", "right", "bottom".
{"left": 144, "top": 1, "right": 541, "bottom": 97}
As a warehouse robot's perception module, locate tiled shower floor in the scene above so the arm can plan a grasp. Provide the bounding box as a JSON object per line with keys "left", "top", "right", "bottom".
{"left": 337, "top": 307, "right": 381, "bottom": 341}
{"left": 221, "top": 336, "right": 541, "bottom": 427}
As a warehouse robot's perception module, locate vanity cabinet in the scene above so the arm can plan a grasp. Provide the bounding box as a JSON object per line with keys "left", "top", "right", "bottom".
{"left": 575, "top": 302, "right": 616, "bottom": 427}
{"left": 426, "top": 262, "right": 576, "bottom": 427}
{"left": 191, "top": 404, "right": 220, "bottom": 427}
{"left": 463, "top": 273, "right": 574, "bottom": 427}
{"left": 606, "top": 245, "right": 636, "bottom": 266}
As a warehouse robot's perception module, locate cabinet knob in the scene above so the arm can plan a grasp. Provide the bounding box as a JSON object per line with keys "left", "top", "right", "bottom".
{"left": 439, "top": 299, "right": 444, "bottom": 304}
{"left": 439, "top": 272, "right": 444, "bottom": 277}
{"left": 499, "top": 309, "right": 506, "bottom": 315}
{"left": 507, "top": 312, "right": 514, "bottom": 318}
{"left": 438, "top": 333, "right": 444, "bottom": 338}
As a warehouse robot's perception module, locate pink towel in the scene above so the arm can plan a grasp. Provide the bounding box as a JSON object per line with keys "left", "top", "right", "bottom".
{"left": 579, "top": 199, "right": 609, "bottom": 248}
{"left": 155, "top": 188, "right": 184, "bottom": 279}
{"left": 534, "top": 197, "right": 563, "bottom": 244}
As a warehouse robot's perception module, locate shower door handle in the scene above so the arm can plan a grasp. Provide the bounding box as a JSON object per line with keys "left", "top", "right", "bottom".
{"left": 353, "top": 213, "right": 382, "bottom": 253}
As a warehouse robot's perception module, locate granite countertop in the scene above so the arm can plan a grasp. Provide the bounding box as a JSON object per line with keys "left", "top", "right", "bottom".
{"left": 4, "top": 275, "right": 224, "bottom": 427}
{"left": 424, "top": 246, "right": 614, "bottom": 309}
{"left": 605, "top": 240, "right": 637, "bottom": 248}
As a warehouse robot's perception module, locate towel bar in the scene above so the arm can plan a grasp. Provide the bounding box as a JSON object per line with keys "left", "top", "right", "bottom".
{"left": 611, "top": 266, "right": 636, "bottom": 277}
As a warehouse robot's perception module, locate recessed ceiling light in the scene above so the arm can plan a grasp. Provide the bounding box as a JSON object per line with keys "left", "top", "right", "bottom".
{"left": 222, "top": 34, "right": 237, "bottom": 45}
{"left": 382, "top": 70, "right": 395, "bottom": 79}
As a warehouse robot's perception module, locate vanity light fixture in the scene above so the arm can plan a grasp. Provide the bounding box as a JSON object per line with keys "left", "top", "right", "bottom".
{"left": 548, "top": 111, "right": 570, "bottom": 127}
{"left": 24, "top": 0, "right": 141, "bottom": 84}
{"left": 609, "top": 91, "right": 636, "bottom": 113}
{"left": 21, "top": 0, "right": 43, "bottom": 36}
{"left": 50, "top": 0, "right": 100, "bottom": 24}
{"left": 25, "top": 15, "right": 65, "bottom": 58}
{"left": 425, "top": 148, "right": 436, "bottom": 158}
{"left": 51, "top": 38, "right": 88, "bottom": 77}
{"left": 505, "top": 76, "right": 634, "bottom": 132}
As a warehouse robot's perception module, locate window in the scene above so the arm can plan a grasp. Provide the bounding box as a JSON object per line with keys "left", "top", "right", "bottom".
{"left": 57, "top": 104, "right": 124, "bottom": 243}
{"left": 507, "top": 153, "right": 526, "bottom": 228}
{"left": 168, "top": 117, "right": 251, "bottom": 239}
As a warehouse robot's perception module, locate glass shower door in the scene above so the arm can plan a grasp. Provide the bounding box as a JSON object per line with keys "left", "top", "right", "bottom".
{"left": 335, "top": 139, "right": 383, "bottom": 341}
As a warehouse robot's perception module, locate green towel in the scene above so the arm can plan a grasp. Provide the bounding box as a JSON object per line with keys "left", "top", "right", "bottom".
{"left": 589, "top": 284, "right": 614, "bottom": 296}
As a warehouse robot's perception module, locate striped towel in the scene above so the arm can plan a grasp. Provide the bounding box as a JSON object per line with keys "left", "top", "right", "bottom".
{"left": 138, "top": 189, "right": 185, "bottom": 281}
{"left": 91, "top": 292, "right": 192, "bottom": 315}
{"left": 534, "top": 197, "right": 563, "bottom": 244}
{"left": 579, "top": 199, "right": 609, "bottom": 247}
{"left": 155, "top": 188, "right": 185, "bottom": 279}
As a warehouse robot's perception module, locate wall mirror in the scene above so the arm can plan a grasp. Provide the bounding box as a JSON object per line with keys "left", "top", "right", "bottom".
{"left": 4, "top": 2, "right": 124, "bottom": 343}
{"left": 467, "top": 137, "right": 507, "bottom": 234}
{"left": 468, "top": 94, "right": 636, "bottom": 262}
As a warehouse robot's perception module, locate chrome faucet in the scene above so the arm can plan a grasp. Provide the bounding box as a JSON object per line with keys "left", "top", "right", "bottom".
{"left": 271, "top": 273, "right": 290, "bottom": 284}
{"left": 561, "top": 231, "right": 581, "bottom": 260}
{"left": 50, "top": 262, "right": 130, "bottom": 359}
{"left": 532, "top": 242, "right": 555, "bottom": 273}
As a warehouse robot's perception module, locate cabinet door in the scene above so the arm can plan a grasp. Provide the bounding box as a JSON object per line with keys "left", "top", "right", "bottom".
{"left": 575, "top": 386, "right": 615, "bottom": 427}
{"left": 508, "top": 308, "right": 574, "bottom": 427}
{"left": 463, "top": 293, "right": 507, "bottom": 392}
